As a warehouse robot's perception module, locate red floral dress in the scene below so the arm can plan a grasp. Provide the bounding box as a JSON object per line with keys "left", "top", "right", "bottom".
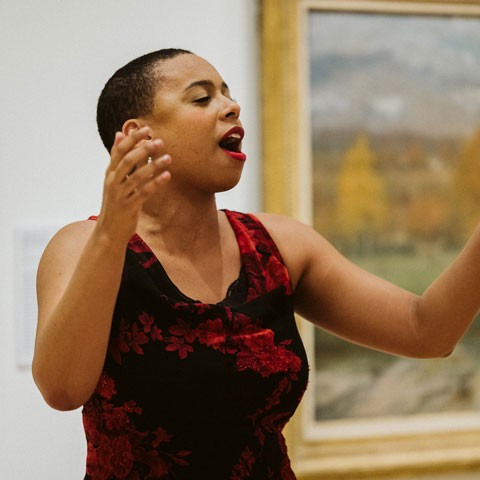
{"left": 83, "top": 210, "right": 309, "bottom": 480}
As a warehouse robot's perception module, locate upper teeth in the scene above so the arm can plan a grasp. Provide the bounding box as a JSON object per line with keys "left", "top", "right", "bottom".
{"left": 228, "top": 133, "right": 241, "bottom": 139}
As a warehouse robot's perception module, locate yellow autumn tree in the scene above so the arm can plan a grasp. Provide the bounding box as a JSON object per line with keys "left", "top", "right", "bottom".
{"left": 335, "top": 134, "right": 389, "bottom": 252}
{"left": 452, "top": 129, "right": 480, "bottom": 240}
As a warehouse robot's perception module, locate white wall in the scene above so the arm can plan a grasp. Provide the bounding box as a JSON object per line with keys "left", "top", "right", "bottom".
{"left": 0, "top": 1, "right": 260, "bottom": 477}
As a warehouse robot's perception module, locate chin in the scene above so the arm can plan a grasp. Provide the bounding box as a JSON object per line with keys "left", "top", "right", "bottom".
{"left": 209, "top": 174, "right": 243, "bottom": 194}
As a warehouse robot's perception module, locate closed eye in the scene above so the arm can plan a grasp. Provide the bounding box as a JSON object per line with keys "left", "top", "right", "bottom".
{"left": 194, "top": 96, "right": 211, "bottom": 104}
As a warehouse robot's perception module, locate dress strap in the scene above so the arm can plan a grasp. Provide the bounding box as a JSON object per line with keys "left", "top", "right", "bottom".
{"left": 223, "top": 210, "right": 292, "bottom": 297}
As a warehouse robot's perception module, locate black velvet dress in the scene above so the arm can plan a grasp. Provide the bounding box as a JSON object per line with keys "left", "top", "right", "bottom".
{"left": 82, "top": 210, "right": 309, "bottom": 480}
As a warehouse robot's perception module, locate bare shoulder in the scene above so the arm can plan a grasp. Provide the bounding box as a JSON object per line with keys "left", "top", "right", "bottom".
{"left": 41, "top": 220, "right": 96, "bottom": 257}
{"left": 254, "top": 212, "right": 326, "bottom": 251}
{"left": 254, "top": 212, "right": 313, "bottom": 236}
{"left": 36, "top": 220, "right": 98, "bottom": 323}
{"left": 38, "top": 220, "right": 96, "bottom": 281}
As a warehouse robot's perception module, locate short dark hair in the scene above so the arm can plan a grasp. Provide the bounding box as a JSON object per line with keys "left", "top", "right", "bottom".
{"left": 96, "top": 48, "right": 193, "bottom": 151}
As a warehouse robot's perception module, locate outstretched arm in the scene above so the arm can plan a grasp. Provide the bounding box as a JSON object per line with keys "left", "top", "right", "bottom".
{"left": 257, "top": 213, "right": 480, "bottom": 358}
{"left": 33, "top": 128, "right": 171, "bottom": 410}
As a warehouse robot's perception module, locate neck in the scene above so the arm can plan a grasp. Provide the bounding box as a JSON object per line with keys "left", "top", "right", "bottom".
{"left": 137, "top": 189, "right": 222, "bottom": 255}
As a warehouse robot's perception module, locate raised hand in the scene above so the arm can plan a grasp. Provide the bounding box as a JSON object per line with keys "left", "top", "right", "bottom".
{"left": 97, "top": 126, "right": 171, "bottom": 242}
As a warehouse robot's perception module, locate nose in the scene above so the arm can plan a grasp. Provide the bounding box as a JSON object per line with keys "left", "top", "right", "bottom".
{"left": 223, "top": 97, "right": 241, "bottom": 120}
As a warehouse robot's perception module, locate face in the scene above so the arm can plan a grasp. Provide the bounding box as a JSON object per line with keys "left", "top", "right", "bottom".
{"left": 140, "top": 54, "right": 245, "bottom": 194}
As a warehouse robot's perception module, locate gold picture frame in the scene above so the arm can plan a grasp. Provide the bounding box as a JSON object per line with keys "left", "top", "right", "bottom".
{"left": 260, "top": 1, "right": 480, "bottom": 478}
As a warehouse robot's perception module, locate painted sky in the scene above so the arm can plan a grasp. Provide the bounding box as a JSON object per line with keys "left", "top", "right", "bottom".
{"left": 308, "top": 12, "right": 480, "bottom": 137}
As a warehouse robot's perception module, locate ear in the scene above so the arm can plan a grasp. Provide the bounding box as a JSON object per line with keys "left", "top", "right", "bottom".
{"left": 122, "top": 119, "right": 152, "bottom": 140}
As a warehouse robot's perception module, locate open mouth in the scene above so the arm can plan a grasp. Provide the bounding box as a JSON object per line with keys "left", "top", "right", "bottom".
{"left": 219, "top": 127, "right": 246, "bottom": 161}
{"left": 219, "top": 135, "right": 242, "bottom": 152}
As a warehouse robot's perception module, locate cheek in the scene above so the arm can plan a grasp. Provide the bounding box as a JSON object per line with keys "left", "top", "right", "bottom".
{"left": 161, "top": 132, "right": 209, "bottom": 164}
{"left": 154, "top": 113, "right": 216, "bottom": 157}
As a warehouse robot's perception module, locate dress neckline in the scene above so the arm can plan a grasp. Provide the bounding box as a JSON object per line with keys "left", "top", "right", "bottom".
{"left": 129, "top": 209, "right": 248, "bottom": 306}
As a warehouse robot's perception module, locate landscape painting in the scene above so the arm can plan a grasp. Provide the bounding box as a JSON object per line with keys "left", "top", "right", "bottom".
{"left": 308, "top": 10, "right": 480, "bottom": 423}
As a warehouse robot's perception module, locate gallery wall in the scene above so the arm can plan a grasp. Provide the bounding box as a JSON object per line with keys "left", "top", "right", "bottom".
{"left": 0, "top": 1, "right": 260, "bottom": 477}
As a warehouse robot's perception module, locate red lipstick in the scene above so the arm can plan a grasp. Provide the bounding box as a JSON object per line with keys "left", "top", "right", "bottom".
{"left": 219, "top": 126, "right": 246, "bottom": 161}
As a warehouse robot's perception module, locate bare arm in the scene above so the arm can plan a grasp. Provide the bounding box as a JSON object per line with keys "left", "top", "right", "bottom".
{"left": 34, "top": 222, "right": 127, "bottom": 410}
{"left": 32, "top": 128, "right": 171, "bottom": 410}
{"left": 257, "top": 213, "right": 480, "bottom": 359}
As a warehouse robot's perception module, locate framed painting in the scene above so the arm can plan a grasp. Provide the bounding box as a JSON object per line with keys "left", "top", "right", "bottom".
{"left": 260, "top": 1, "right": 480, "bottom": 478}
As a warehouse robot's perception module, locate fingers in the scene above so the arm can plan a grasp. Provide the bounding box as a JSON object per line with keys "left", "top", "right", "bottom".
{"left": 115, "top": 139, "right": 164, "bottom": 181}
{"left": 105, "top": 127, "right": 172, "bottom": 207}
{"left": 110, "top": 127, "right": 151, "bottom": 170}
{"left": 123, "top": 154, "right": 172, "bottom": 197}
{"left": 109, "top": 126, "right": 167, "bottom": 177}
{"left": 127, "top": 168, "right": 172, "bottom": 201}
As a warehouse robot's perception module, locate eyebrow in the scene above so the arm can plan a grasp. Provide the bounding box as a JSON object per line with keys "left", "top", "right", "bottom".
{"left": 185, "top": 80, "right": 229, "bottom": 91}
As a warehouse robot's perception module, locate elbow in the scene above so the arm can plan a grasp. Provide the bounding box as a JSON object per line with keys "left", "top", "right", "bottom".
{"left": 422, "top": 346, "right": 456, "bottom": 359}
{"left": 410, "top": 298, "right": 459, "bottom": 359}
{"left": 43, "top": 391, "right": 84, "bottom": 412}
{"left": 413, "top": 338, "right": 458, "bottom": 359}
{"left": 32, "top": 361, "right": 88, "bottom": 411}
{"left": 441, "top": 346, "right": 455, "bottom": 358}
{"left": 423, "top": 324, "right": 461, "bottom": 358}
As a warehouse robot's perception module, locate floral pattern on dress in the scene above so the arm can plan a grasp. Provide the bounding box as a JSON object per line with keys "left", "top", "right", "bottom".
{"left": 230, "top": 447, "right": 256, "bottom": 480}
{"left": 230, "top": 211, "right": 293, "bottom": 300}
{"left": 84, "top": 210, "right": 308, "bottom": 480}
{"left": 84, "top": 372, "right": 190, "bottom": 480}
{"left": 129, "top": 235, "right": 158, "bottom": 269}
{"left": 109, "top": 310, "right": 302, "bottom": 382}
{"left": 106, "top": 307, "right": 304, "bottom": 480}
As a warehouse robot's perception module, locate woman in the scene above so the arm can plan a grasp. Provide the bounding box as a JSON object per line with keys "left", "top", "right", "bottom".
{"left": 32, "top": 48, "right": 480, "bottom": 479}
